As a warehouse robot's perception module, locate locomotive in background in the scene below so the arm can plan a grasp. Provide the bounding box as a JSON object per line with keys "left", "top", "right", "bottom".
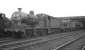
{"left": 0, "top": 13, "right": 12, "bottom": 38}
{"left": 0, "top": 8, "right": 84, "bottom": 39}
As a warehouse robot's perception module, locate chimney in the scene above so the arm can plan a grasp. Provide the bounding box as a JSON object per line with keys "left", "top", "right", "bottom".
{"left": 18, "top": 8, "right": 22, "bottom": 12}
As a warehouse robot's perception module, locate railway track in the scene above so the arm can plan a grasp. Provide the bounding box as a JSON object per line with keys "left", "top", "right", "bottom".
{"left": 0, "top": 30, "right": 84, "bottom": 50}
{"left": 55, "top": 35, "right": 85, "bottom": 50}
{"left": 0, "top": 38, "right": 12, "bottom": 42}
{"left": 0, "top": 30, "right": 78, "bottom": 46}
{"left": 52, "top": 31, "right": 85, "bottom": 50}
{"left": 0, "top": 38, "right": 17, "bottom": 43}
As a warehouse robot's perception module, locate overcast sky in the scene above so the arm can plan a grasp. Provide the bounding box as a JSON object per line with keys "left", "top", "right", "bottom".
{"left": 0, "top": 0, "right": 85, "bottom": 18}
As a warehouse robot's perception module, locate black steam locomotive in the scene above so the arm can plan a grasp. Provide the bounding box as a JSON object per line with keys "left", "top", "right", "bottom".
{"left": 0, "top": 13, "right": 83, "bottom": 39}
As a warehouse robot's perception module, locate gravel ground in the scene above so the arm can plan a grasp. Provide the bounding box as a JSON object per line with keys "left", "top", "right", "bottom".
{"left": 10, "top": 30, "right": 85, "bottom": 50}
